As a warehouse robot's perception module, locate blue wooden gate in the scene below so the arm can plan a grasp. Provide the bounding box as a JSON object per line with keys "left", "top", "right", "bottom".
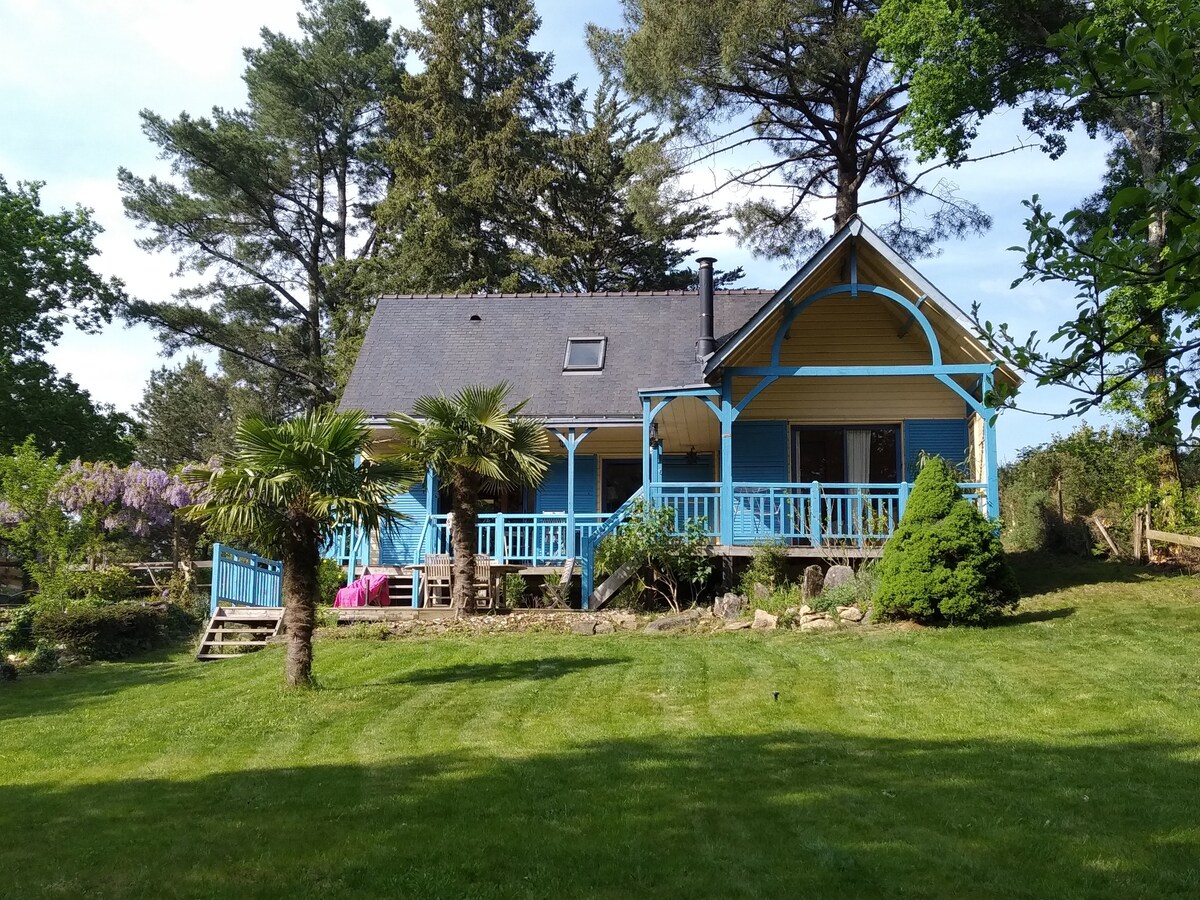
{"left": 209, "top": 543, "right": 283, "bottom": 614}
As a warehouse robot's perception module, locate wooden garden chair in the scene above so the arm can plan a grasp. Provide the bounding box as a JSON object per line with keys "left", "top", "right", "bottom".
{"left": 473, "top": 554, "right": 495, "bottom": 609}
{"left": 541, "top": 557, "right": 575, "bottom": 608}
{"left": 421, "top": 554, "right": 453, "bottom": 607}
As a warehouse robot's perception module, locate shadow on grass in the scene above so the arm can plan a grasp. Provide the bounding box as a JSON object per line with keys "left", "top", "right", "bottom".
{"left": 355, "top": 655, "right": 627, "bottom": 688}
{"left": 996, "top": 606, "right": 1076, "bottom": 627}
{"left": 1008, "top": 551, "right": 1152, "bottom": 595}
{"left": 1, "top": 730, "right": 1197, "bottom": 898}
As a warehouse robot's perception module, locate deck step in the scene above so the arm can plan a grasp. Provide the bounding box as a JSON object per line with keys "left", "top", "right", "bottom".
{"left": 197, "top": 606, "right": 284, "bottom": 660}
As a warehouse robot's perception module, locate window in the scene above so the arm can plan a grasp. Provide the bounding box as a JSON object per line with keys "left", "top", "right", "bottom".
{"left": 793, "top": 425, "right": 899, "bottom": 484}
{"left": 564, "top": 336, "right": 606, "bottom": 370}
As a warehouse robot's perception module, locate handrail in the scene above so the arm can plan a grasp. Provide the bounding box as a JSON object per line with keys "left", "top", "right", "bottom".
{"left": 409, "top": 513, "right": 433, "bottom": 607}
{"left": 581, "top": 487, "right": 646, "bottom": 605}
{"left": 209, "top": 542, "right": 283, "bottom": 614}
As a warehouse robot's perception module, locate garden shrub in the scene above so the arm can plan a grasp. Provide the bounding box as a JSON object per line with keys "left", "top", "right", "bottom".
{"left": 35, "top": 565, "right": 138, "bottom": 606}
{"left": 502, "top": 572, "right": 526, "bottom": 608}
{"left": 0, "top": 658, "right": 16, "bottom": 681}
{"left": 595, "top": 499, "right": 712, "bottom": 612}
{"left": 23, "top": 642, "right": 59, "bottom": 674}
{"left": 317, "top": 558, "right": 345, "bottom": 606}
{"left": 0, "top": 605, "right": 36, "bottom": 653}
{"left": 32, "top": 601, "right": 199, "bottom": 661}
{"left": 875, "top": 458, "right": 1020, "bottom": 624}
{"left": 738, "top": 540, "right": 788, "bottom": 597}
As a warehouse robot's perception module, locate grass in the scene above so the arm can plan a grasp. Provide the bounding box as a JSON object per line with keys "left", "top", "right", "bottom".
{"left": 1, "top": 554, "right": 1199, "bottom": 898}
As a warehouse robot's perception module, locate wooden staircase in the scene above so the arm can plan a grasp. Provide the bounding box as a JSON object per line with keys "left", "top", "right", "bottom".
{"left": 196, "top": 606, "right": 284, "bottom": 660}
{"left": 361, "top": 566, "right": 416, "bottom": 606}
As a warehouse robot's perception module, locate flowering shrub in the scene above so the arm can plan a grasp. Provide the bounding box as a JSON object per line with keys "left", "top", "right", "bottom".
{"left": 53, "top": 460, "right": 194, "bottom": 538}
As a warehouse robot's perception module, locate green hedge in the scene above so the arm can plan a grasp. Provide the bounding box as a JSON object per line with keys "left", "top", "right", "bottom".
{"left": 32, "top": 602, "right": 199, "bottom": 662}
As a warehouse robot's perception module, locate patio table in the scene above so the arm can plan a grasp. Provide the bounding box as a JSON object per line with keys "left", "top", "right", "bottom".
{"left": 404, "top": 561, "right": 523, "bottom": 607}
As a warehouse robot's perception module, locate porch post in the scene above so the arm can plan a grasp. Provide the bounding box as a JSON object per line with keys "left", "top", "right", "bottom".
{"left": 642, "top": 397, "right": 653, "bottom": 489}
{"left": 983, "top": 369, "right": 1000, "bottom": 521}
{"left": 566, "top": 428, "right": 577, "bottom": 558}
{"left": 719, "top": 372, "right": 735, "bottom": 546}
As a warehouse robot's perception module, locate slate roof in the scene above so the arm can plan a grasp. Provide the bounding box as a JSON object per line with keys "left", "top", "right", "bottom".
{"left": 340, "top": 290, "right": 772, "bottom": 420}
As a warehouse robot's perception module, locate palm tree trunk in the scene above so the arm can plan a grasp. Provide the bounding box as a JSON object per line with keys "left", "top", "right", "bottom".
{"left": 281, "top": 526, "right": 320, "bottom": 688}
{"left": 450, "top": 473, "right": 478, "bottom": 615}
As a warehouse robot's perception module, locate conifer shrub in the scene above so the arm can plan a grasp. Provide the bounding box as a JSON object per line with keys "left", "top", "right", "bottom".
{"left": 875, "top": 458, "right": 1020, "bottom": 624}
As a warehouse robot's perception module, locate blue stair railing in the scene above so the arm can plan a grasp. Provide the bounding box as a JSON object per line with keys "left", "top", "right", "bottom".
{"left": 209, "top": 543, "right": 283, "bottom": 614}
{"left": 580, "top": 487, "right": 645, "bottom": 607}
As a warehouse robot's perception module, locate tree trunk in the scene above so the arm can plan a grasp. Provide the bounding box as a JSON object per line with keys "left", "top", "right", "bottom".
{"left": 281, "top": 523, "right": 320, "bottom": 688}
{"left": 450, "top": 473, "right": 479, "bottom": 615}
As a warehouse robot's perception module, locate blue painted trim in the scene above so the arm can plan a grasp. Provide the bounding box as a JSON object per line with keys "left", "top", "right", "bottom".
{"left": 770, "top": 283, "right": 944, "bottom": 367}
{"left": 719, "top": 371, "right": 735, "bottom": 545}
{"left": 734, "top": 375, "right": 778, "bottom": 413}
{"left": 550, "top": 426, "right": 595, "bottom": 558}
{"left": 637, "top": 386, "right": 720, "bottom": 398}
{"left": 983, "top": 371, "right": 1000, "bottom": 521}
{"left": 730, "top": 364, "right": 994, "bottom": 377}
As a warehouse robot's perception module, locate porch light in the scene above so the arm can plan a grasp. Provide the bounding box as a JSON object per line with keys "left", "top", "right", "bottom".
{"left": 649, "top": 423, "right": 661, "bottom": 449}
{"left": 686, "top": 446, "right": 698, "bottom": 465}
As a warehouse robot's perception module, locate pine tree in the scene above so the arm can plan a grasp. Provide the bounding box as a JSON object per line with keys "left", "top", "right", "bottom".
{"left": 119, "top": 0, "right": 403, "bottom": 412}
{"left": 376, "top": 0, "right": 573, "bottom": 293}
{"left": 533, "top": 84, "right": 723, "bottom": 292}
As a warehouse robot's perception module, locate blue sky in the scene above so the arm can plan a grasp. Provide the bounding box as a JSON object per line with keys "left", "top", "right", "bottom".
{"left": 0, "top": 0, "right": 1117, "bottom": 460}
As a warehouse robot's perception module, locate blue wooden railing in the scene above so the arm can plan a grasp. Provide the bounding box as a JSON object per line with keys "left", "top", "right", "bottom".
{"left": 209, "top": 543, "right": 283, "bottom": 614}
{"left": 580, "top": 487, "right": 646, "bottom": 604}
{"left": 429, "top": 513, "right": 607, "bottom": 566}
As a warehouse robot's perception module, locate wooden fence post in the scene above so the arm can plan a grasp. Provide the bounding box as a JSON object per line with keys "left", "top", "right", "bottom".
{"left": 1132, "top": 508, "right": 1144, "bottom": 563}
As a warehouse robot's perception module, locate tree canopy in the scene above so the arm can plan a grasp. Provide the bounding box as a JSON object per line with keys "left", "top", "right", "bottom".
{"left": 119, "top": 0, "right": 404, "bottom": 413}
{"left": 0, "top": 176, "right": 134, "bottom": 462}
{"left": 590, "top": 0, "right": 994, "bottom": 262}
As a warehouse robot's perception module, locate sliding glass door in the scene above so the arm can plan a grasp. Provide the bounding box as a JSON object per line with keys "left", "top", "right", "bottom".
{"left": 793, "top": 425, "right": 899, "bottom": 484}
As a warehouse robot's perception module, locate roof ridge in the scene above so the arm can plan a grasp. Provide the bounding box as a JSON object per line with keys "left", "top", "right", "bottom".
{"left": 376, "top": 289, "right": 777, "bottom": 300}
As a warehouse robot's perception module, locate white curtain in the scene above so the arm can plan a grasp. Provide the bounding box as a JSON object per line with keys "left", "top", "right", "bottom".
{"left": 846, "top": 430, "right": 872, "bottom": 484}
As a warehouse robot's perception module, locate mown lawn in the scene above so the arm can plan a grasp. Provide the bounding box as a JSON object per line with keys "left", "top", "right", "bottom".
{"left": 2, "top": 555, "right": 1199, "bottom": 899}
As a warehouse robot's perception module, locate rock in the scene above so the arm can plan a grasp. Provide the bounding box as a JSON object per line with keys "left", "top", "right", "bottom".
{"left": 714, "top": 592, "right": 748, "bottom": 620}
{"left": 802, "top": 565, "right": 824, "bottom": 600}
{"left": 752, "top": 609, "right": 778, "bottom": 630}
{"left": 801, "top": 617, "right": 839, "bottom": 633}
{"left": 823, "top": 565, "right": 855, "bottom": 592}
{"left": 752, "top": 582, "right": 771, "bottom": 602}
{"left": 725, "top": 620, "right": 753, "bottom": 631}
{"left": 594, "top": 621, "right": 615, "bottom": 634}
{"left": 698, "top": 607, "right": 714, "bottom": 619}
{"left": 571, "top": 620, "right": 596, "bottom": 636}
{"left": 644, "top": 608, "right": 701, "bottom": 633}
{"left": 798, "top": 604, "right": 813, "bottom": 617}
{"left": 839, "top": 606, "right": 865, "bottom": 623}
{"left": 610, "top": 611, "right": 638, "bottom": 630}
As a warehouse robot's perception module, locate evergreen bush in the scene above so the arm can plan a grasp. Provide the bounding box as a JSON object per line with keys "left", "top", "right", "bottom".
{"left": 32, "top": 601, "right": 199, "bottom": 661}
{"left": 875, "top": 458, "right": 1020, "bottom": 624}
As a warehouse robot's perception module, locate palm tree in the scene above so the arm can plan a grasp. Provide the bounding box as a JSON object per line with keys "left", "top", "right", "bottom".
{"left": 388, "top": 384, "right": 552, "bottom": 614}
{"left": 187, "top": 409, "right": 420, "bottom": 688}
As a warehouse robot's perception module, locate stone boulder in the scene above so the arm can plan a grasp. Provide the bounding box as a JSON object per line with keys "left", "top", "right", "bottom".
{"left": 610, "top": 611, "right": 638, "bottom": 630}
{"left": 823, "top": 565, "right": 855, "bottom": 592}
{"left": 752, "top": 609, "right": 778, "bottom": 630}
{"left": 714, "top": 592, "right": 748, "bottom": 620}
{"left": 801, "top": 617, "right": 839, "bottom": 633}
{"left": 725, "top": 619, "right": 753, "bottom": 631}
{"left": 594, "top": 621, "right": 615, "bottom": 634}
{"left": 751, "top": 582, "right": 771, "bottom": 602}
{"left": 644, "top": 608, "right": 701, "bottom": 633}
{"left": 802, "top": 565, "right": 824, "bottom": 600}
{"left": 838, "top": 606, "right": 865, "bottom": 623}
{"left": 571, "top": 620, "right": 597, "bottom": 636}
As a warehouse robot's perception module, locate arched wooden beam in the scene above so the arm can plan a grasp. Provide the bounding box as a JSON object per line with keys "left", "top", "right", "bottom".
{"left": 770, "top": 283, "right": 944, "bottom": 368}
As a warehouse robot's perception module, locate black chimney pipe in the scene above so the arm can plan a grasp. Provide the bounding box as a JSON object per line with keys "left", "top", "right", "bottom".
{"left": 697, "top": 256, "right": 716, "bottom": 359}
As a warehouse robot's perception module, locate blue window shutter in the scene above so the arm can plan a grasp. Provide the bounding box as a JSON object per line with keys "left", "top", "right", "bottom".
{"left": 536, "top": 455, "right": 597, "bottom": 514}
{"left": 903, "top": 419, "right": 969, "bottom": 479}
{"left": 731, "top": 421, "right": 788, "bottom": 542}
{"left": 732, "top": 421, "right": 788, "bottom": 481}
{"left": 662, "top": 453, "right": 715, "bottom": 482}
{"left": 378, "top": 485, "right": 428, "bottom": 564}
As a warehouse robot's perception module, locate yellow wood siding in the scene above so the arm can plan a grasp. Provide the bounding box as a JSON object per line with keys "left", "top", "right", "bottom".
{"left": 734, "top": 376, "right": 967, "bottom": 423}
